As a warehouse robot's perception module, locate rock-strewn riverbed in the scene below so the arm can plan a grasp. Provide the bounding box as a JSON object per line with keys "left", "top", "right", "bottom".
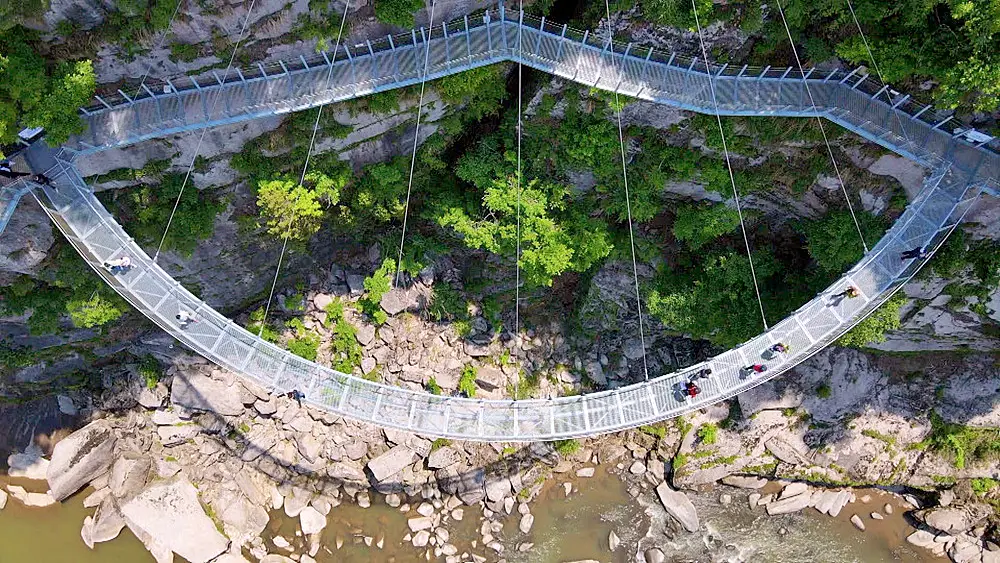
{"left": 1, "top": 346, "right": 998, "bottom": 562}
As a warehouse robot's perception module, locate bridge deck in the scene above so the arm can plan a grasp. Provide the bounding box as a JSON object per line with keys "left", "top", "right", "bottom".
{"left": 21, "top": 9, "right": 995, "bottom": 440}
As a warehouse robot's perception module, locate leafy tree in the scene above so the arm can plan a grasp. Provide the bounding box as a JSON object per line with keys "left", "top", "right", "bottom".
{"left": 672, "top": 202, "right": 743, "bottom": 249}
{"left": 639, "top": 0, "right": 714, "bottom": 30}
{"left": 0, "top": 32, "right": 96, "bottom": 152}
{"left": 66, "top": 293, "right": 122, "bottom": 328}
{"left": 438, "top": 175, "right": 611, "bottom": 287}
{"left": 330, "top": 320, "right": 361, "bottom": 373}
{"left": 799, "top": 210, "right": 887, "bottom": 274}
{"left": 119, "top": 172, "right": 223, "bottom": 255}
{"left": 458, "top": 364, "right": 477, "bottom": 397}
{"left": 285, "top": 317, "right": 320, "bottom": 361}
{"left": 836, "top": 294, "right": 906, "bottom": 347}
{"left": 354, "top": 162, "right": 405, "bottom": 223}
{"left": 0, "top": 244, "right": 126, "bottom": 334}
{"left": 360, "top": 258, "right": 395, "bottom": 325}
{"left": 257, "top": 179, "right": 318, "bottom": 241}
{"left": 771, "top": 0, "right": 1000, "bottom": 111}
{"left": 433, "top": 65, "right": 507, "bottom": 123}
{"left": 373, "top": 0, "right": 423, "bottom": 27}
{"left": 648, "top": 250, "right": 778, "bottom": 347}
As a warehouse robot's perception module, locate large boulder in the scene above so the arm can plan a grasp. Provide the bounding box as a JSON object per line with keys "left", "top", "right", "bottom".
{"left": 121, "top": 476, "right": 229, "bottom": 563}
{"left": 655, "top": 482, "right": 699, "bottom": 532}
{"left": 46, "top": 420, "right": 117, "bottom": 501}
{"left": 81, "top": 498, "right": 126, "bottom": 548}
{"left": 170, "top": 371, "right": 245, "bottom": 416}
{"left": 366, "top": 445, "right": 419, "bottom": 483}
{"left": 918, "top": 504, "right": 993, "bottom": 534}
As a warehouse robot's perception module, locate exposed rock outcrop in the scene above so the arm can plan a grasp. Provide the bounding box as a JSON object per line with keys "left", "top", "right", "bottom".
{"left": 46, "top": 420, "right": 117, "bottom": 501}
{"left": 120, "top": 476, "right": 229, "bottom": 563}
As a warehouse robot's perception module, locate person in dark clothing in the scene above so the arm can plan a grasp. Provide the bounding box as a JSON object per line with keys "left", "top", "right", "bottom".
{"left": 286, "top": 389, "right": 304, "bottom": 406}
{"left": 901, "top": 247, "right": 927, "bottom": 260}
{"left": 32, "top": 174, "right": 53, "bottom": 186}
{"left": 770, "top": 343, "right": 788, "bottom": 354}
{"left": 0, "top": 160, "right": 30, "bottom": 181}
{"left": 694, "top": 368, "right": 712, "bottom": 380}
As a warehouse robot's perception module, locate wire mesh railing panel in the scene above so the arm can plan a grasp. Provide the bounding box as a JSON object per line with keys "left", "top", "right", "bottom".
{"left": 585, "top": 394, "right": 622, "bottom": 431}
{"left": 797, "top": 298, "right": 843, "bottom": 341}
{"left": 769, "top": 316, "right": 813, "bottom": 351}
{"left": 515, "top": 402, "right": 549, "bottom": 436}
{"left": 552, "top": 401, "right": 587, "bottom": 435}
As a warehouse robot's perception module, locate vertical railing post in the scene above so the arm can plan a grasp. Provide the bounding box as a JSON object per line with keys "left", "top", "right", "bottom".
{"left": 534, "top": 16, "right": 545, "bottom": 61}
{"left": 344, "top": 44, "right": 357, "bottom": 92}
{"left": 279, "top": 60, "right": 294, "bottom": 99}
{"left": 615, "top": 43, "right": 632, "bottom": 91}
{"left": 165, "top": 79, "right": 185, "bottom": 125}
{"left": 573, "top": 31, "right": 589, "bottom": 80}
{"left": 388, "top": 35, "right": 400, "bottom": 81}
{"left": 500, "top": 5, "right": 509, "bottom": 54}
{"left": 142, "top": 83, "right": 165, "bottom": 125}
{"left": 486, "top": 9, "right": 494, "bottom": 54}
{"left": 443, "top": 21, "right": 451, "bottom": 69}
{"left": 119, "top": 89, "right": 142, "bottom": 130}
{"left": 234, "top": 68, "right": 252, "bottom": 111}
{"left": 732, "top": 64, "right": 747, "bottom": 104}
{"left": 464, "top": 15, "right": 472, "bottom": 60}
{"left": 554, "top": 24, "right": 567, "bottom": 61}
{"left": 212, "top": 71, "right": 234, "bottom": 117}
{"left": 635, "top": 47, "right": 655, "bottom": 98}
{"left": 367, "top": 40, "right": 378, "bottom": 82}
{"left": 756, "top": 65, "right": 769, "bottom": 106}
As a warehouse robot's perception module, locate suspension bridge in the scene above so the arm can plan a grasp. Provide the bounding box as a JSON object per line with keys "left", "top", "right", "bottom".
{"left": 2, "top": 4, "right": 997, "bottom": 440}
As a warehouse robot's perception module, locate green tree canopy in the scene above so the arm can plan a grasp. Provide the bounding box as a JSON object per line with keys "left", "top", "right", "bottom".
{"left": 799, "top": 209, "right": 887, "bottom": 274}
{"left": 648, "top": 250, "right": 778, "bottom": 347}
{"left": 0, "top": 31, "right": 95, "bottom": 153}
{"left": 672, "top": 202, "right": 743, "bottom": 249}
{"left": 437, "top": 175, "right": 612, "bottom": 287}
{"left": 836, "top": 294, "right": 905, "bottom": 347}
{"left": 257, "top": 180, "right": 324, "bottom": 243}
{"left": 373, "top": 0, "right": 423, "bottom": 27}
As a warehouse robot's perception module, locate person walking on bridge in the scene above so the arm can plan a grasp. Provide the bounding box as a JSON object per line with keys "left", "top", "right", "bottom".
{"left": 741, "top": 364, "right": 767, "bottom": 379}
{"left": 176, "top": 310, "right": 198, "bottom": 328}
{"left": 104, "top": 255, "right": 132, "bottom": 274}
{"left": 683, "top": 380, "right": 701, "bottom": 399}
{"left": 830, "top": 285, "right": 860, "bottom": 306}
{"left": 900, "top": 247, "right": 928, "bottom": 260}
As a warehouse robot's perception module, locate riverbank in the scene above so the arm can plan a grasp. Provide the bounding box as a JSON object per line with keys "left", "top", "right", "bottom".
{"left": 1, "top": 347, "right": 998, "bottom": 563}
{"left": 0, "top": 467, "right": 948, "bottom": 562}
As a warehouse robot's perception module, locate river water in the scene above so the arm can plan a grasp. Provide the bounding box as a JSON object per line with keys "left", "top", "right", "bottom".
{"left": 0, "top": 469, "right": 943, "bottom": 563}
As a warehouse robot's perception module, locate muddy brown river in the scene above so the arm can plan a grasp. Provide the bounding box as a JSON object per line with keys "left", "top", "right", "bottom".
{"left": 0, "top": 469, "right": 943, "bottom": 563}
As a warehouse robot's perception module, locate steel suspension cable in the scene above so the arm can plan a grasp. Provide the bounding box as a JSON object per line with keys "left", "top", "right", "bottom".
{"left": 394, "top": 0, "right": 439, "bottom": 288}
{"left": 844, "top": 0, "right": 911, "bottom": 144}
{"left": 131, "top": 0, "right": 185, "bottom": 100}
{"left": 255, "top": 0, "right": 352, "bottom": 341}
{"left": 603, "top": 0, "right": 650, "bottom": 380}
{"left": 691, "top": 0, "right": 769, "bottom": 331}
{"left": 153, "top": 0, "right": 259, "bottom": 262}
{"left": 774, "top": 0, "right": 869, "bottom": 254}
{"left": 513, "top": 0, "right": 524, "bottom": 399}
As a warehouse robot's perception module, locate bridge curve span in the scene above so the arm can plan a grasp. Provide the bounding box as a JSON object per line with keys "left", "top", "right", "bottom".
{"left": 26, "top": 9, "right": 999, "bottom": 440}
